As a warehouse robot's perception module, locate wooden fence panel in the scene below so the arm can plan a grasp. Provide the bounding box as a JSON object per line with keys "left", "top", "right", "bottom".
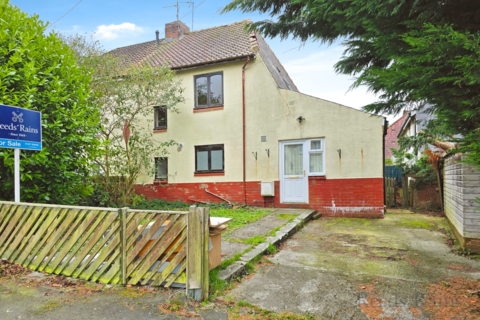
{"left": 384, "top": 177, "right": 396, "bottom": 207}
{"left": 124, "top": 209, "right": 188, "bottom": 287}
{"left": 0, "top": 201, "right": 209, "bottom": 299}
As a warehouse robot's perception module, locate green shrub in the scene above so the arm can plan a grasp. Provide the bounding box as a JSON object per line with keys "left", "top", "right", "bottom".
{"left": 0, "top": 0, "right": 101, "bottom": 204}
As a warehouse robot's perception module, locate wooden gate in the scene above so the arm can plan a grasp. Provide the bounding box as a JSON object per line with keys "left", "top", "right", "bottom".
{"left": 384, "top": 177, "right": 396, "bottom": 207}
{"left": 0, "top": 201, "right": 209, "bottom": 300}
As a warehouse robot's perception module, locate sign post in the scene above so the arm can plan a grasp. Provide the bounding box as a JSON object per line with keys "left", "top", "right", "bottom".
{"left": 0, "top": 104, "right": 42, "bottom": 203}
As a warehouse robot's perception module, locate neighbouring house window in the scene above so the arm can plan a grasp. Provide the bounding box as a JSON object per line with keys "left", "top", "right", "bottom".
{"left": 155, "top": 157, "right": 168, "bottom": 181}
{"left": 195, "top": 144, "right": 224, "bottom": 173}
{"left": 154, "top": 106, "right": 167, "bottom": 130}
{"left": 194, "top": 72, "right": 223, "bottom": 109}
{"left": 309, "top": 139, "right": 325, "bottom": 175}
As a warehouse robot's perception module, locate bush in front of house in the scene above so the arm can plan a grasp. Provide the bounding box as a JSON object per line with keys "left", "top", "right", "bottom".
{"left": 0, "top": 0, "right": 101, "bottom": 204}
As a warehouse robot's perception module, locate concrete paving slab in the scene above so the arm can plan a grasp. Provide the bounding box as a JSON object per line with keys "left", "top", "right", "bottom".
{"left": 218, "top": 262, "right": 246, "bottom": 282}
{"left": 229, "top": 214, "right": 480, "bottom": 319}
{"left": 227, "top": 208, "right": 303, "bottom": 240}
{"left": 221, "top": 241, "right": 250, "bottom": 262}
{"left": 218, "top": 209, "right": 316, "bottom": 283}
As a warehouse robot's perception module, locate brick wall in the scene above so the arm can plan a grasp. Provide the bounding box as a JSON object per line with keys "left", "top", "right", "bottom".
{"left": 165, "top": 21, "right": 190, "bottom": 39}
{"left": 136, "top": 177, "right": 384, "bottom": 218}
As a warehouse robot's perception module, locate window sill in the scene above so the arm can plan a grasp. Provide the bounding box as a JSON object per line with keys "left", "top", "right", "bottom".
{"left": 309, "top": 176, "right": 326, "bottom": 180}
{"left": 193, "top": 106, "right": 224, "bottom": 113}
{"left": 153, "top": 180, "right": 168, "bottom": 184}
{"left": 153, "top": 129, "right": 167, "bottom": 133}
{"left": 194, "top": 172, "right": 225, "bottom": 176}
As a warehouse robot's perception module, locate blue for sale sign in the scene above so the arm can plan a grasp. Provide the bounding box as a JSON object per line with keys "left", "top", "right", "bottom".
{"left": 0, "top": 104, "right": 42, "bottom": 151}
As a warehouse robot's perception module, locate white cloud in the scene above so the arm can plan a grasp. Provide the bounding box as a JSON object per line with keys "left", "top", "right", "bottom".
{"left": 95, "top": 22, "right": 143, "bottom": 40}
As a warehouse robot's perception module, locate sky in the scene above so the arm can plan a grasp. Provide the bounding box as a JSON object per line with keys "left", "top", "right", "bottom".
{"left": 11, "top": 0, "right": 400, "bottom": 124}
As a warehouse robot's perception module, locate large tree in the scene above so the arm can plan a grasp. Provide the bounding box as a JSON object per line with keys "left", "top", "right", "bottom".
{"left": 0, "top": 1, "right": 101, "bottom": 204}
{"left": 223, "top": 0, "right": 480, "bottom": 167}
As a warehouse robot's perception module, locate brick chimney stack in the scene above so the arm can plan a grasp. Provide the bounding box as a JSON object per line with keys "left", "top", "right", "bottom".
{"left": 165, "top": 21, "right": 190, "bottom": 41}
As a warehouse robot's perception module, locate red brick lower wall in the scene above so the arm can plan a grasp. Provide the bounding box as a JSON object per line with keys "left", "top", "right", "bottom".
{"left": 135, "top": 177, "right": 384, "bottom": 218}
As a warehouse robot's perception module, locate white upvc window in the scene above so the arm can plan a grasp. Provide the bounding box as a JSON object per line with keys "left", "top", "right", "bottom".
{"left": 308, "top": 139, "right": 325, "bottom": 176}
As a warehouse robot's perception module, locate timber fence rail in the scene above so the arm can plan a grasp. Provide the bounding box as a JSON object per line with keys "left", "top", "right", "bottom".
{"left": 0, "top": 201, "right": 209, "bottom": 300}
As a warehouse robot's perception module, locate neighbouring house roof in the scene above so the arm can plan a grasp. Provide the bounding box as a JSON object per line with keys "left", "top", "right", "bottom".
{"left": 109, "top": 20, "right": 298, "bottom": 92}
{"left": 385, "top": 112, "right": 410, "bottom": 159}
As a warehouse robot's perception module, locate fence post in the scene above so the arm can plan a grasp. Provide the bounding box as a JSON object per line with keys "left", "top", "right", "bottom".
{"left": 187, "top": 206, "right": 202, "bottom": 300}
{"left": 201, "top": 207, "right": 210, "bottom": 301}
{"left": 119, "top": 207, "right": 128, "bottom": 285}
{"left": 186, "top": 206, "right": 210, "bottom": 301}
{"left": 402, "top": 176, "right": 409, "bottom": 208}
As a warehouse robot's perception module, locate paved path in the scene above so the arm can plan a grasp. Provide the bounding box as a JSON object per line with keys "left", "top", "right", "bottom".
{"left": 0, "top": 279, "right": 228, "bottom": 320}
{"left": 221, "top": 208, "right": 304, "bottom": 261}
{"left": 229, "top": 213, "right": 480, "bottom": 319}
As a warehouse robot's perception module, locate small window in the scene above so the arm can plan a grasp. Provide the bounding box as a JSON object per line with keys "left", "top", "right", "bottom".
{"left": 154, "top": 107, "right": 167, "bottom": 130}
{"left": 308, "top": 139, "right": 325, "bottom": 176}
{"left": 194, "top": 72, "right": 223, "bottom": 109}
{"left": 311, "top": 140, "right": 322, "bottom": 150}
{"left": 155, "top": 157, "right": 168, "bottom": 181}
{"left": 195, "top": 144, "right": 224, "bottom": 173}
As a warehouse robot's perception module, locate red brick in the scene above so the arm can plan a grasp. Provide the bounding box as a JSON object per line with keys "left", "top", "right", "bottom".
{"left": 135, "top": 177, "right": 384, "bottom": 218}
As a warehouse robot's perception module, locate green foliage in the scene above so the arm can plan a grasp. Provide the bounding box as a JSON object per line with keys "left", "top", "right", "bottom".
{"left": 391, "top": 144, "right": 436, "bottom": 188}
{"left": 0, "top": 1, "right": 101, "bottom": 204}
{"left": 243, "top": 235, "right": 265, "bottom": 246}
{"left": 208, "top": 207, "right": 272, "bottom": 236}
{"left": 223, "top": 0, "right": 480, "bottom": 168}
{"left": 237, "top": 300, "right": 252, "bottom": 307}
{"left": 133, "top": 198, "right": 272, "bottom": 235}
{"left": 78, "top": 178, "right": 110, "bottom": 207}
{"left": 132, "top": 198, "right": 191, "bottom": 210}
{"left": 266, "top": 243, "right": 277, "bottom": 254}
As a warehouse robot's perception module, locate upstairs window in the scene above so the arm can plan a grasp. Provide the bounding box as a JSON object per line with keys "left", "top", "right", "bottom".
{"left": 154, "top": 106, "right": 167, "bottom": 130}
{"left": 195, "top": 144, "right": 224, "bottom": 173}
{"left": 155, "top": 157, "right": 168, "bottom": 181}
{"left": 194, "top": 72, "right": 223, "bottom": 109}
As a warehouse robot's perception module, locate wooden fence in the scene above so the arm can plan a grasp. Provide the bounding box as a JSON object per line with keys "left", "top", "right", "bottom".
{"left": 385, "top": 177, "right": 396, "bottom": 207}
{"left": 0, "top": 201, "right": 209, "bottom": 300}
{"left": 401, "top": 176, "right": 411, "bottom": 208}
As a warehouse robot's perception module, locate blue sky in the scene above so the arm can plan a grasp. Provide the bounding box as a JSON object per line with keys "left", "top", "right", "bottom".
{"left": 11, "top": 0, "right": 399, "bottom": 123}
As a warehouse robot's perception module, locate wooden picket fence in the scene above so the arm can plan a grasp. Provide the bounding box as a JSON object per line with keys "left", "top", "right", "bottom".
{"left": 0, "top": 201, "right": 209, "bottom": 300}
{"left": 384, "top": 177, "right": 396, "bottom": 207}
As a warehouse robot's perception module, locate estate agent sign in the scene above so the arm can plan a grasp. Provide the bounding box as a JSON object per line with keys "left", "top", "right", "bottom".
{"left": 0, "top": 104, "right": 42, "bottom": 202}
{"left": 0, "top": 104, "right": 42, "bottom": 150}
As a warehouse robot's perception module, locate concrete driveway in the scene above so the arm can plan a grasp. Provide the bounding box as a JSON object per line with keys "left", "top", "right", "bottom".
{"left": 229, "top": 213, "right": 480, "bottom": 319}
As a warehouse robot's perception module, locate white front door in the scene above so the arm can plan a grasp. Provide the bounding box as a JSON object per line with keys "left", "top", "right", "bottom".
{"left": 280, "top": 140, "right": 309, "bottom": 203}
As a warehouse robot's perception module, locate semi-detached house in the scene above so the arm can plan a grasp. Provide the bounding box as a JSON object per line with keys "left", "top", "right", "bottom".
{"left": 110, "top": 20, "right": 386, "bottom": 218}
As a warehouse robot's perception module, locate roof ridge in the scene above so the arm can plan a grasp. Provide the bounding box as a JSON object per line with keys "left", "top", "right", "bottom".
{"left": 183, "top": 19, "right": 251, "bottom": 35}
{"left": 134, "top": 19, "right": 253, "bottom": 68}
{"left": 109, "top": 39, "right": 157, "bottom": 51}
